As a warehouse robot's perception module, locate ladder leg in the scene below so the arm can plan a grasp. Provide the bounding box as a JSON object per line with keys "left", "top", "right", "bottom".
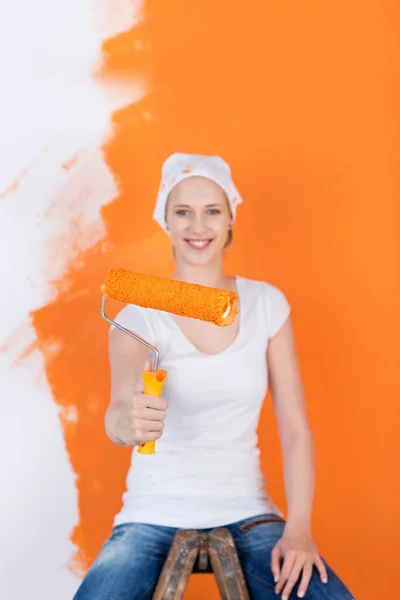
{"left": 152, "top": 530, "right": 200, "bottom": 600}
{"left": 208, "top": 528, "right": 251, "bottom": 600}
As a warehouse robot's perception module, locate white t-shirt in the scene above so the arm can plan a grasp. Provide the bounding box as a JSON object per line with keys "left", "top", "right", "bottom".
{"left": 112, "top": 275, "right": 291, "bottom": 529}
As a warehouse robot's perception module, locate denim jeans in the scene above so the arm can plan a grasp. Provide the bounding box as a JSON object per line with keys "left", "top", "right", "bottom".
{"left": 73, "top": 513, "right": 355, "bottom": 599}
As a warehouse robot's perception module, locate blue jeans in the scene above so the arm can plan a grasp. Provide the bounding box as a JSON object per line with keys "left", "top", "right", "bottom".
{"left": 73, "top": 514, "right": 355, "bottom": 599}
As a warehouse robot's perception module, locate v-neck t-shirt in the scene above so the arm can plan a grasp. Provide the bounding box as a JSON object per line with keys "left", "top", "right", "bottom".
{"left": 111, "top": 275, "right": 291, "bottom": 528}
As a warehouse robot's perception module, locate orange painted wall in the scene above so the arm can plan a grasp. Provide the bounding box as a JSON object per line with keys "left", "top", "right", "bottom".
{"left": 32, "top": 1, "right": 398, "bottom": 598}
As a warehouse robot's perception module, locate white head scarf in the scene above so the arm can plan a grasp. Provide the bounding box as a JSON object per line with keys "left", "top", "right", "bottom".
{"left": 153, "top": 152, "right": 243, "bottom": 233}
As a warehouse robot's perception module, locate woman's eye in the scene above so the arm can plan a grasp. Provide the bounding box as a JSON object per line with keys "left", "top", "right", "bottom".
{"left": 175, "top": 208, "right": 220, "bottom": 216}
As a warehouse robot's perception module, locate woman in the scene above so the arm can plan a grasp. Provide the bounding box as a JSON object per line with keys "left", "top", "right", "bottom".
{"left": 74, "top": 153, "right": 355, "bottom": 599}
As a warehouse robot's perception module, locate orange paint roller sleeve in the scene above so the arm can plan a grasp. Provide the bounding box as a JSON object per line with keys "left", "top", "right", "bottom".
{"left": 101, "top": 268, "right": 239, "bottom": 327}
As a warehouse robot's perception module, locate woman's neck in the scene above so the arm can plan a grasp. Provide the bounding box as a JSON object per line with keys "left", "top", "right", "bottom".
{"left": 173, "top": 261, "right": 234, "bottom": 290}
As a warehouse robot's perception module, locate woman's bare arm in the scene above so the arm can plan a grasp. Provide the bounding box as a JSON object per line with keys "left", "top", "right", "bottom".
{"left": 267, "top": 315, "right": 315, "bottom": 534}
{"left": 105, "top": 328, "right": 149, "bottom": 446}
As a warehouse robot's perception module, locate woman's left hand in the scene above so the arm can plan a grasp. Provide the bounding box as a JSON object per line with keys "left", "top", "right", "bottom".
{"left": 271, "top": 528, "right": 328, "bottom": 599}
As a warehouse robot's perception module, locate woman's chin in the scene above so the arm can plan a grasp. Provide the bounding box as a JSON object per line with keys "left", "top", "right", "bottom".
{"left": 177, "top": 244, "right": 222, "bottom": 266}
{"left": 185, "top": 254, "right": 214, "bottom": 266}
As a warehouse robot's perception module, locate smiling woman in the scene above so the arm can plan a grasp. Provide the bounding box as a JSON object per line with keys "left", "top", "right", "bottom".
{"left": 73, "top": 153, "right": 355, "bottom": 600}
{"left": 166, "top": 176, "right": 232, "bottom": 259}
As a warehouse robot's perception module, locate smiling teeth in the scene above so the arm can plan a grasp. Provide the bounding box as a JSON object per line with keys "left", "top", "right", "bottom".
{"left": 188, "top": 240, "right": 209, "bottom": 247}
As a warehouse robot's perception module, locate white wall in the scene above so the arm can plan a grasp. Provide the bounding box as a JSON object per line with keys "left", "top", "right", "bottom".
{"left": 0, "top": 2, "right": 145, "bottom": 598}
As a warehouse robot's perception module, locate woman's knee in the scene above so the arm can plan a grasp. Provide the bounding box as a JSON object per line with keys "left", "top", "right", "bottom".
{"left": 304, "top": 562, "right": 355, "bottom": 600}
{"left": 73, "top": 523, "right": 172, "bottom": 600}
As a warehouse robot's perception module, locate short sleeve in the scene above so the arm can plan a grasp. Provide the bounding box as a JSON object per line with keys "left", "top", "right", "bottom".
{"left": 265, "top": 283, "right": 291, "bottom": 339}
{"left": 108, "top": 304, "right": 151, "bottom": 341}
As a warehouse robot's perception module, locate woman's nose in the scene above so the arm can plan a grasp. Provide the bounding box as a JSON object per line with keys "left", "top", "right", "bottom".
{"left": 190, "top": 212, "right": 207, "bottom": 234}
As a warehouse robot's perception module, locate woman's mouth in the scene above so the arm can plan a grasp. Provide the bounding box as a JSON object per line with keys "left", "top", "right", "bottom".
{"left": 184, "top": 239, "right": 214, "bottom": 250}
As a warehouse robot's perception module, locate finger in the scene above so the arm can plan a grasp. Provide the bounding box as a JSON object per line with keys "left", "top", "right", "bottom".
{"left": 271, "top": 545, "right": 282, "bottom": 583}
{"left": 297, "top": 559, "right": 313, "bottom": 598}
{"left": 136, "top": 394, "right": 167, "bottom": 411}
{"left": 134, "top": 427, "right": 164, "bottom": 442}
{"left": 135, "top": 378, "right": 144, "bottom": 393}
{"left": 314, "top": 554, "right": 328, "bottom": 584}
{"left": 275, "top": 551, "right": 296, "bottom": 593}
{"left": 137, "top": 419, "right": 165, "bottom": 433}
{"left": 132, "top": 406, "right": 167, "bottom": 422}
{"left": 280, "top": 555, "right": 305, "bottom": 600}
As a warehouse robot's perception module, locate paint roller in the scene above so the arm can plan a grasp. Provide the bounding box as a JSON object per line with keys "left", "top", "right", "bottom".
{"left": 101, "top": 268, "right": 239, "bottom": 455}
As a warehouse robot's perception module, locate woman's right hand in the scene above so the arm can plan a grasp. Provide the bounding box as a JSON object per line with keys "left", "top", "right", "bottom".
{"left": 113, "top": 366, "right": 167, "bottom": 447}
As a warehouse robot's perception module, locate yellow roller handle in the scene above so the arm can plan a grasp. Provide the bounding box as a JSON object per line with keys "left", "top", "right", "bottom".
{"left": 137, "top": 369, "right": 168, "bottom": 455}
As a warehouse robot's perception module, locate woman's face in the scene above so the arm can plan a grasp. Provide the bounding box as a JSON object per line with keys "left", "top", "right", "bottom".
{"left": 165, "top": 176, "right": 231, "bottom": 266}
